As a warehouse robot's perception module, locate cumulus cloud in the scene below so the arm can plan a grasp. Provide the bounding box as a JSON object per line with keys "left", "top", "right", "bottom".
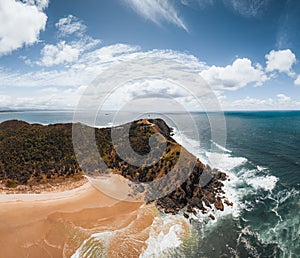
{"left": 200, "top": 49, "right": 298, "bottom": 92}
{"left": 0, "top": 86, "right": 87, "bottom": 109}
{"left": 200, "top": 58, "right": 268, "bottom": 91}
{"left": 277, "top": 93, "right": 291, "bottom": 102}
{"left": 1, "top": 42, "right": 299, "bottom": 110}
{"left": 265, "top": 49, "right": 296, "bottom": 75}
{"left": 55, "top": 15, "right": 87, "bottom": 37}
{"left": 35, "top": 16, "right": 101, "bottom": 67}
{"left": 124, "top": 0, "right": 188, "bottom": 31}
{"left": 221, "top": 94, "right": 300, "bottom": 110}
{"left": 21, "top": 0, "right": 49, "bottom": 10}
{"left": 1, "top": 44, "right": 206, "bottom": 88}
{"left": 294, "top": 75, "right": 300, "bottom": 86}
{"left": 0, "top": 0, "right": 48, "bottom": 56}
{"left": 38, "top": 41, "right": 80, "bottom": 67}
{"left": 0, "top": 45, "right": 210, "bottom": 109}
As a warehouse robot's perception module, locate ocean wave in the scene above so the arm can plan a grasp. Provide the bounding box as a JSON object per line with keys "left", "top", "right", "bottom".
{"left": 72, "top": 232, "right": 114, "bottom": 258}
{"left": 238, "top": 168, "right": 279, "bottom": 193}
{"left": 140, "top": 215, "right": 189, "bottom": 258}
{"left": 210, "top": 140, "right": 232, "bottom": 153}
{"left": 247, "top": 175, "right": 278, "bottom": 192}
{"left": 205, "top": 152, "right": 248, "bottom": 172}
{"left": 256, "top": 165, "right": 268, "bottom": 172}
{"left": 172, "top": 128, "right": 208, "bottom": 164}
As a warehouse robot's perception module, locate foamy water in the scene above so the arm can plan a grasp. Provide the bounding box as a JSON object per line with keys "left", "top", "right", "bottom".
{"left": 72, "top": 125, "right": 284, "bottom": 257}
{"left": 140, "top": 215, "right": 189, "bottom": 258}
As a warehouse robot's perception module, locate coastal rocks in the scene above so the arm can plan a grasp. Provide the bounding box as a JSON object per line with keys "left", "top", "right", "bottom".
{"left": 183, "top": 213, "right": 189, "bottom": 219}
{"left": 209, "top": 214, "right": 215, "bottom": 220}
{"left": 156, "top": 162, "right": 230, "bottom": 220}
{"left": 224, "top": 198, "right": 233, "bottom": 206}
{"left": 214, "top": 196, "right": 224, "bottom": 211}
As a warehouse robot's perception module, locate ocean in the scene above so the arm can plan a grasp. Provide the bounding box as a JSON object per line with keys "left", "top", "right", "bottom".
{"left": 1, "top": 110, "right": 299, "bottom": 257}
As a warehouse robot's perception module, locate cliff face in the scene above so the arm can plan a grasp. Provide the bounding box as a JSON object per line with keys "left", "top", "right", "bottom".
{"left": 0, "top": 119, "right": 230, "bottom": 217}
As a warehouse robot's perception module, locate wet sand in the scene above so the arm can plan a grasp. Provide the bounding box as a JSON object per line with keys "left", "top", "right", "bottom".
{"left": 0, "top": 182, "right": 157, "bottom": 257}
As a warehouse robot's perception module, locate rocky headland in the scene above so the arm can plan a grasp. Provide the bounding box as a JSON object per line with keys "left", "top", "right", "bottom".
{"left": 0, "top": 118, "right": 232, "bottom": 218}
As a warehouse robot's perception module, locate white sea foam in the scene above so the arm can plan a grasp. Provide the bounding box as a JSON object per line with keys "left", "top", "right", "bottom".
{"left": 276, "top": 187, "right": 300, "bottom": 204}
{"left": 205, "top": 152, "right": 247, "bottom": 172}
{"left": 139, "top": 215, "right": 187, "bottom": 258}
{"left": 239, "top": 169, "right": 278, "bottom": 192}
{"left": 173, "top": 129, "right": 280, "bottom": 222}
{"left": 210, "top": 140, "right": 232, "bottom": 153}
{"left": 256, "top": 165, "right": 268, "bottom": 172}
{"left": 173, "top": 129, "right": 247, "bottom": 220}
{"left": 172, "top": 128, "right": 208, "bottom": 163}
{"left": 71, "top": 232, "right": 114, "bottom": 258}
{"left": 247, "top": 175, "right": 278, "bottom": 192}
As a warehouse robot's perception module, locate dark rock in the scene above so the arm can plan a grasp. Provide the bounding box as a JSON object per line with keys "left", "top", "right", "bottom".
{"left": 214, "top": 196, "right": 224, "bottom": 211}
{"left": 192, "top": 209, "right": 197, "bottom": 216}
{"left": 203, "top": 197, "right": 212, "bottom": 208}
{"left": 224, "top": 199, "right": 233, "bottom": 206}
{"left": 209, "top": 214, "right": 215, "bottom": 220}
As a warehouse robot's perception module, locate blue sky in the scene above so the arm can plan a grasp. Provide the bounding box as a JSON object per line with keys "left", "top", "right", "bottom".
{"left": 1, "top": 0, "right": 300, "bottom": 110}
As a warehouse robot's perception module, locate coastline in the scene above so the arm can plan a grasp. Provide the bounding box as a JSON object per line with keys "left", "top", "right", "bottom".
{"left": 0, "top": 180, "right": 149, "bottom": 257}
{"left": 0, "top": 118, "right": 232, "bottom": 257}
{"left": 0, "top": 176, "right": 88, "bottom": 195}
{"left": 0, "top": 179, "right": 90, "bottom": 203}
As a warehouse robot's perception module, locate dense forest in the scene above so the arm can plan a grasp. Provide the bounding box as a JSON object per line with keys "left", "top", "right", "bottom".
{"left": 0, "top": 120, "right": 82, "bottom": 187}
{"left": 0, "top": 118, "right": 184, "bottom": 186}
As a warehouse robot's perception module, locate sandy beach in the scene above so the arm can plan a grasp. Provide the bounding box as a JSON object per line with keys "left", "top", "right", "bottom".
{"left": 0, "top": 182, "right": 157, "bottom": 257}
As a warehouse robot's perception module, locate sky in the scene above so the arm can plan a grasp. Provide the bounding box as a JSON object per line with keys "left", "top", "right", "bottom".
{"left": 1, "top": 0, "right": 300, "bottom": 111}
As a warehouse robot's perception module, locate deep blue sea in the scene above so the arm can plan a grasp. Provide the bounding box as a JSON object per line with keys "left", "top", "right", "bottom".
{"left": 1, "top": 110, "right": 299, "bottom": 257}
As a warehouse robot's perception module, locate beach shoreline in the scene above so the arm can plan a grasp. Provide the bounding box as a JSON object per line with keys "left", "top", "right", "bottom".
{"left": 0, "top": 176, "right": 88, "bottom": 195}
{"left": 0, "top": 180, "right": 150, "bottom": 257}
{"left": 0, "top": 179, "right": 91, "bottom": 203}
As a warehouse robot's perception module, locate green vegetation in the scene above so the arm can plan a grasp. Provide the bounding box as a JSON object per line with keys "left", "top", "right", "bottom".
{"left": 0, "top": 118, "right": 180, "bottom": 187}
{"left": 0, "top": 120, "right": 82, "bottom": 187}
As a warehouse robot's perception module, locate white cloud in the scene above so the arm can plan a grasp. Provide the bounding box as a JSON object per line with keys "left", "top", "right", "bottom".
{"left": 0, "top": 44, "right": 214, "bottom": 110}
{"left": 21, "top": 0, "right": 49, "bottom": 10}
{"left": 200, "top": 58, "right": 268, "bottom": 91}
{"left": 276, "top": 93, "right": 291, "bottom": 102}
{"left": 265, "top": 49, "right": 296, "bottom": 75}
{"left": 38, "top": 41, "right": 80, "bottom": 66}
{"left": 221, "top": 95, "right": 300, "bottom": 110}
{"left": 0, "top": 0, "right": 47, "bottom": 56}
{"left": 224, "top": 0, "right": 271, "bottom": 18}
{"left": 55, "top": 15, "right": 87, "bottom": 37}
{"left": 35, "top": 16, "right": 101, "bottom": 67}
{"left": 0, "top": 94, "right": 12, "bottom": 106}
{"left": 0, "top": 86, "right": 87, "bottom": 109}
{"left": 1, "top": 44, "right": 206, "bottom": 88}
{"left": 180, "top": 0, "right": 214, "bottom": 9}
{"left": 124, "top": 0, "right": 188, "bottom": 31}
{"left": 294, "top": 75, "right": 300, "bottom": 86}
{"left": 277, "top": 93, "right": 291, "bottom": 102}
{"left": 1, "top": 43, "right": 299, "bottom": 111}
